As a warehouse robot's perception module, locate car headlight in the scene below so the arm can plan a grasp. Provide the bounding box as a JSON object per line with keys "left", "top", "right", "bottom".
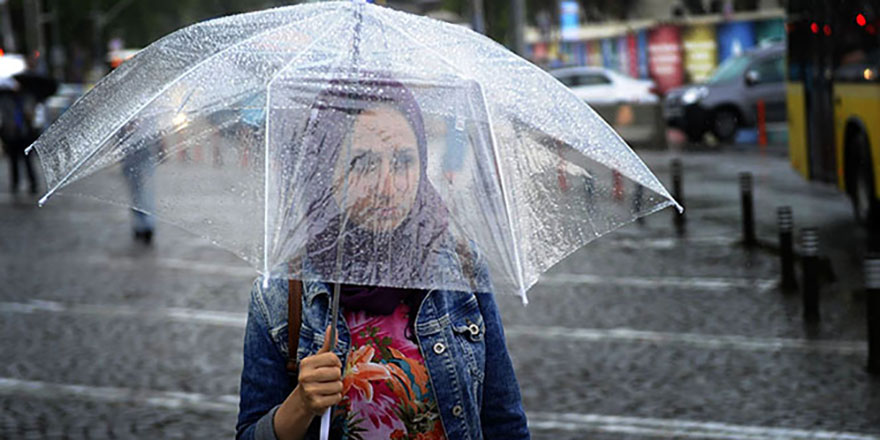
{"left": 681, "top": 86, "right": 708, "bottom": 105}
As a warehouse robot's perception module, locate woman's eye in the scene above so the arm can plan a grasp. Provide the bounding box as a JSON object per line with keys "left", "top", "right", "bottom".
{"left": 350, "top": 155, "right": 377, "bottom": 175}
{"left": 392, "top": 155, "right": 414, "bottom": 172}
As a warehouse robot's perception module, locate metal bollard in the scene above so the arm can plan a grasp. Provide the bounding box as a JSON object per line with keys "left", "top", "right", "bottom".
{"left": 777, "top": 207, "right": 797, "bottom": 291}
{"left": 757, "top": 99, "right": 768, "bottom": 148}
{"left": 801, "top": 228, "right": 820, "bottom": 321}
{"left": 740, "top": 173, "right": 755, "bottom": 247}
{"left": 867, "top": 254, "right": 880, "bottom": 375}
{"left": 634, "top": 184, "right": 645, "bottom": 224}
{"left": 612, "top": 170, "right": 624, "bottom": 201}
{"left": 672, "top": 159, "right": 686, "bottom": 235}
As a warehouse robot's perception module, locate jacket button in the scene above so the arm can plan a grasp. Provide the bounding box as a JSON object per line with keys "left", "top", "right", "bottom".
{"left": 452, "top": 405, "right": 463, "bottom": 417}
{"left": 433, "top": 342, "right": 446, "bottom": 354}
{"left": 468, "top": 323, "right": 480, "bottom": 336}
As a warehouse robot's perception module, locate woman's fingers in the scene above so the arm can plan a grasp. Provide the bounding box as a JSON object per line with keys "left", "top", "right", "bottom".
{"left": 299, "top": 365, "right": 342, "bottom": 383}
{"left": 300, "top": 352, "right": 341, "bottom": 369}
{"left": 294, "top": 325, "right": 345, "bottom": 415}
{"left": 316, "top": 324, "right": 336, "bottom": 354}
{"left": 302, "top": 381, "right": 344, "bottom": 396}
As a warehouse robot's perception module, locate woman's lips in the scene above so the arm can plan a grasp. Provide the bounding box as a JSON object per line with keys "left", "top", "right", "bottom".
{"left": 375, "top": 207, "right": 398, "bottom": 218}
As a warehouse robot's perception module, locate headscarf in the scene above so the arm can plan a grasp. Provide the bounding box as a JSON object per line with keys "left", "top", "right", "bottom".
{"left": 290, "top": 73, "right": 451, "bottom": 313}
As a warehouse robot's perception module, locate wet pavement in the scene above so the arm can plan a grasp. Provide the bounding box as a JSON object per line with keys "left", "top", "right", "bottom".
{"left": 2, "top": 143, "right": 879, "bottom": 439}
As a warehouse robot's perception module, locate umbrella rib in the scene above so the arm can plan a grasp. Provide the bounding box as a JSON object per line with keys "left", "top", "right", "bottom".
{"left": 373, "top": 15, "right": 467, "bottom": 77}
{"left": 37, "top": 7, "right": 341, "bottom": 206}
{"left": 262, "top": 17, "right": 350, "bottom": 280}
{"left": 474, "top": 82, "right": 529, "bottom": 304}
{"left": 380, "top": 13, "right": 529, "bottom": 300}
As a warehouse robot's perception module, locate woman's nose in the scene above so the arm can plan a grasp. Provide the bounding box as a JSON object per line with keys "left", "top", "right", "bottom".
{"left": 379, "top": 167, "right": 395, "bottom": 196}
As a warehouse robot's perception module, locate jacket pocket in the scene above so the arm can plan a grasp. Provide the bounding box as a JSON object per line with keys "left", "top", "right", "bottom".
{"left": 451, "top": 311, "right": 486, "bottom": 384}
{"left": 268, "top": 322, "right": 316, "bottom": 367}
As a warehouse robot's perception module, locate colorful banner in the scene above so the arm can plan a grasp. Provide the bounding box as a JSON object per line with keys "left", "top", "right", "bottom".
{"left": 601, "top": 38, "right": 617, "bottom": 71}
{"left": 617, "top": 36, "right": 630, "bottom": 74}
{"left": 637, "top": 30, "right": 649, "bottom": 78}
{"left": 647, "top": 25, "right": 684, "bottom": 93}
{"left": 532, "top": 42, "right": 547, "bottom": 61}
{"left": 587, "top": 40, "right": 602, "bottom": 67}
{"left": 717, "top": 21, "right": 756, "bottom": 62}
{"left": 682, "top": 24, "right": 717, "bottom": 83}
{"left": 572, "top": 42, "right": 587, "bottom": 66}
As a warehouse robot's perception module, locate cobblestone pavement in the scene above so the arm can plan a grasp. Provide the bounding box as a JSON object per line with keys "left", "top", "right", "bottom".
{"left": 2, "top": 144, "right": 879, "bottom": 439}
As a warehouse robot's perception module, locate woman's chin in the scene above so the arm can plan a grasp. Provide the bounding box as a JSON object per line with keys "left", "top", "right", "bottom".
{"left": 354, "top": 216, "right": 404, "bottom": 235}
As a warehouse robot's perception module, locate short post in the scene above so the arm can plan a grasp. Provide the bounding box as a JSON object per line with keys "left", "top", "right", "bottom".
{"left": 740, "top": 173, "right": 755, "bottom": 247}
{"left": 634, "top": 184, "right": 645, "bottom": 224}
{"left": 757, "top": 99, "right": 768, "bottom": 148}
{"left": 612, "top": 170, "right": 624, "bottom": 201}
{"left": 672, "top": 159, "right": 686, "bottom": 235}
{"left": 777, "top": 207, "right": 797, "bottom": 291}
{"left": 867, "top": 254, "right": 880, "bottom": 375}
{"left": 801, "top": 228, "right": 820, "bottom": 321}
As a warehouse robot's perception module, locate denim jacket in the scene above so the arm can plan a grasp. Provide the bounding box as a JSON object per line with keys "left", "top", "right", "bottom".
{"left": 235, "top": 275, "right": 530, "bottom": 440}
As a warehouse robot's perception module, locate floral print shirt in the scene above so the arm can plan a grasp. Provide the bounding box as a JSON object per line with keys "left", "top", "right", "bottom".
{"left": 331, "top": 301, "right": 447, "bottom": 440}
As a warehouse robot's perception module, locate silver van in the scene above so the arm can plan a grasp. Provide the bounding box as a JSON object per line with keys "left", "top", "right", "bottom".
{"left": 664, "top": 43, "right": 785, "bottom": 143}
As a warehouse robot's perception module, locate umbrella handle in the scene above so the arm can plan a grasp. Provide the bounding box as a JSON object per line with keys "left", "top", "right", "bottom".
{"left": 320, "top": 407, "right": 331, "bottom": 440}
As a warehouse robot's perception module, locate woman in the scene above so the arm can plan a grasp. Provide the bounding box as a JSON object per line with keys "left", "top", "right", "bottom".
{"left": 236, "top": 76, "right": 529, "bottom": 440}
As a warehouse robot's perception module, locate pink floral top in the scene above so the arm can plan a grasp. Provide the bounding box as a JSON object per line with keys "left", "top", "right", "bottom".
{"left": 331, "top": 301, "right": 447, "bottom": 440}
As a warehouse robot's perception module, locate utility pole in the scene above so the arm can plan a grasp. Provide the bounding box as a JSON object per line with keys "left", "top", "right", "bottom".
{"left": 48, "top": 0, "right": 63, "bottom": 80}
{"left": 91, "top": 0, "right": 136, "bottom": 76}
{"left": 512, "top": 0, "right": 525, "bottom": 56}
{"left": 0, "top": 0, "right": 16, "bottom": 53}
{"left": 472, "top": 0, "right": 485, "bottom": 34}
{"left": 24, "top": 0, "right": 48, "bottom": 71}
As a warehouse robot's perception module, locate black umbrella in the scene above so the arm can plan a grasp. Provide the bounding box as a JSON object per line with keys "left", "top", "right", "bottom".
{"left": 12, "top": 72, "right": 58, "bottom": 101}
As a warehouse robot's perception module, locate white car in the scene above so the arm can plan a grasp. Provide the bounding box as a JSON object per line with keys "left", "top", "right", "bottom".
{"left": 550, "top": 66, "right": 659, "bottom": 105}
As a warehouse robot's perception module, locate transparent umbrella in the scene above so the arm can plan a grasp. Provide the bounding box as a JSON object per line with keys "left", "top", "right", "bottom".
{"left": 29, "top": 2, "right": 679, "bottom": 311}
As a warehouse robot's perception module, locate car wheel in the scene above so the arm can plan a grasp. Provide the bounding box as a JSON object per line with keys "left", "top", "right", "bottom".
{"left": 685, "top": 128, "right": 704, "bottom": 143}
{"left": 850, "top": 130, "right": 880, "bottom": 228}
{"left": 711, "top": 108, "right": 739, "bottom": 143}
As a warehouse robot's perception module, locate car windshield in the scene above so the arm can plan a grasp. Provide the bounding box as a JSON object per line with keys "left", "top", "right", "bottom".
{"left": 707, "top": 55, "right": 751, "bottom": 84}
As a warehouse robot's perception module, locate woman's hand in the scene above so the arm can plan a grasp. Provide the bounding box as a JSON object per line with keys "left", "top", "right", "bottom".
{"left": 293, "top": 325, "right": 344, "bottom": 416}
{"left": 274, "top": 325, "right": 343, "bottom": 440}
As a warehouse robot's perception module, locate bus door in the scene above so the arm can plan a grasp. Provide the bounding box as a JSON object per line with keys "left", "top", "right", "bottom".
{"left": 787, "top": 0, "right": 838, "bottom": 183}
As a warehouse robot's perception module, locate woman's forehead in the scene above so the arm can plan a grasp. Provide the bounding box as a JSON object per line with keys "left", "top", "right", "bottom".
{"left": 352, "top": 105, "right": 417, "bottom": 144}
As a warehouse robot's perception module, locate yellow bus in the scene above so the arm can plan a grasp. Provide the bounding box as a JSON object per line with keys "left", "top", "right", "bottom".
{"left": 787, "top": 0, "right": 880, "bottom": 227}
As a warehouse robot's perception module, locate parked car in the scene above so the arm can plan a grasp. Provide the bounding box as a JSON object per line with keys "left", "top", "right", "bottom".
{"left": 0, "top": 53, "right": 26, "bottom": 78}
{"left": 551, "top": 66, "right": 660, "bottom": 105}
{"left": 45, "top": 83, "right": 85, "bottom": 124}
{"left": 664, "top": 43, "right": 786, "bottom": 143}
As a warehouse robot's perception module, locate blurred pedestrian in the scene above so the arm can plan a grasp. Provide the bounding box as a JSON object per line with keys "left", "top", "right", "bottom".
{"left": 118, "top": 120, "right": 157, "bottom": 245}
{"left": 236, "top": 78, "right": 529, "bottom": 440}
{"left": 0, "top": 81, "right": 40, "bottom": 195}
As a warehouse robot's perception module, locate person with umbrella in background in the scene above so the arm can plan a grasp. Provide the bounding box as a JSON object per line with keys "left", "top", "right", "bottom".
{"left": 0, "top": 54, "right": 56, "bottom": 195}
{"left": 236, "top": 76, "right": 530, "bottom": 440}
{"left": 0, "top": 77, "right": 40, "bottom": 195}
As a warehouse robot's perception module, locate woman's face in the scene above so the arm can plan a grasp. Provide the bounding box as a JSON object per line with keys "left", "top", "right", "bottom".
{"left": 333, "top": 105, "right": 421, "bottom": 233}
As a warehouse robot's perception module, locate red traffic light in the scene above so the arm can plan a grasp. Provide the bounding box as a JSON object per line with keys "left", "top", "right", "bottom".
{"left": 857, "top": 13, "right": 867, "bottom": 26}
{"left": 823, "top": 24, "right": 832, "bottom": 36}
{"left": 810, "top": 22, "right": 819, "bottom": 33}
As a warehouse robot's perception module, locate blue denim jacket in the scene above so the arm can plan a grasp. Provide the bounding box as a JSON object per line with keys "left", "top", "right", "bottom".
{"left": 236, "top": 276, "right": 530, "bottom": 440}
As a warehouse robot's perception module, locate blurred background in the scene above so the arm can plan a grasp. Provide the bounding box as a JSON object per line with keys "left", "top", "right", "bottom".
{"left": 2, "top": 0, "right": 880, "bottom": 439}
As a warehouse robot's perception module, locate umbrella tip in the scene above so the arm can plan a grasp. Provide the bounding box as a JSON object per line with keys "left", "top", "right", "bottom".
{"left": 24, "top": 145, "right": 33, "bottom": 156}
{"left": 262, "top": 277, "right": 270, "bottom": 290}
{"left": 37, "top": 195, "right": 48, "bottom": 207}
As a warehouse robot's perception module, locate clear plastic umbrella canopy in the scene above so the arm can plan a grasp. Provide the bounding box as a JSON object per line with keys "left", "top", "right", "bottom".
{"left": 30, "top": 1, "right": 679, "bottom": 303}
